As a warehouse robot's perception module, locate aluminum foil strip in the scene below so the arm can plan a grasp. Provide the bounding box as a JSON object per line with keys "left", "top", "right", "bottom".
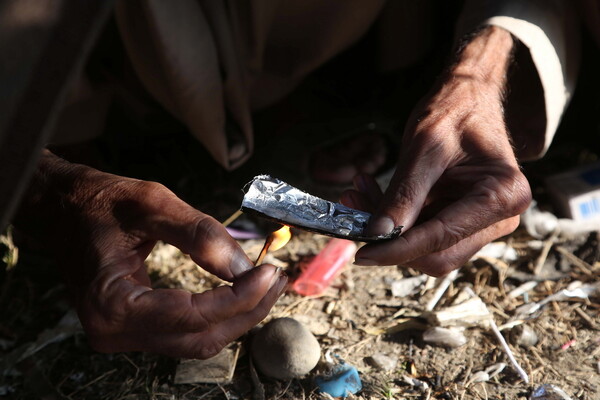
{"left": 241, "top": 175, "right": 401, "bottom": 242}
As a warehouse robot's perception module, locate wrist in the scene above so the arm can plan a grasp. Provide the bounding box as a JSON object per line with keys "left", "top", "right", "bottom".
{"left": 12, "top": 150, "right": 113, "bottom": 247}
{"left": 450, "top": 26, "right": 514, "bottom": 93}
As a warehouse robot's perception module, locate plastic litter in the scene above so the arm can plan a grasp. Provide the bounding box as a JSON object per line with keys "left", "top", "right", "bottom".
{"left": 530, "top": 384, "right": 573, "bottom": 400}
{"left": 390, "top": 275, "right": 428, "bottom": 297}
{"left": 315, "top": 363, "right": 362, "bottom": 398}
{"left": 422, "top": 327, "right": 467, "bottom": 348}
{"left": 293, "top": 239, "right": 357, "bottom": 296}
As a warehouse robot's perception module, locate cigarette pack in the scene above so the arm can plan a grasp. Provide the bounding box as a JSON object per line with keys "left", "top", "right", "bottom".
{"left": 545, "top": 161, "right": 600, "bottom": 223}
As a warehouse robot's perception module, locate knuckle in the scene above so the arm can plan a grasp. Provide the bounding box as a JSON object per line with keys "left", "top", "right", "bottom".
{"left": 430, "top": 218, "right": 466, "bottom": 252}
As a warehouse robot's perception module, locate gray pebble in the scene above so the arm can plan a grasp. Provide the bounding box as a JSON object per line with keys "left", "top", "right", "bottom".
{"left": 251, "top": 318, "right": 321, "bottom": 380}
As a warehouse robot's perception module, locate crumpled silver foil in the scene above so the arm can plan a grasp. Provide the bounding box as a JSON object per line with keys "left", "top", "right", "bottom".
{"left": 241, "top": 175, "right": 401, "bottom": 242}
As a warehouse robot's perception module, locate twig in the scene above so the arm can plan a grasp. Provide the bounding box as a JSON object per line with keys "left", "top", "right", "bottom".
{"left": 533, "top": 229, "right": 560, "bottom": 275}
{"left": 489, "top": 318, "right": 529, "bottom": 383}
{"left": 222, "top": 209, "right": 243, "bottom": 227}
{"left": 555, "top": 246, "right": 594, "bottom": 276}
{"left": 68, "top": 369, "right": 117, "bottom": 397}
{"left": 425, "top": 269, "right": 460, "bottom": 311}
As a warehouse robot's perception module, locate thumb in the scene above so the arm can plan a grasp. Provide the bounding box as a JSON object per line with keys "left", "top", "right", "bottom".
{"left": 126, "top": 181, "right": 253, "bottom": 281}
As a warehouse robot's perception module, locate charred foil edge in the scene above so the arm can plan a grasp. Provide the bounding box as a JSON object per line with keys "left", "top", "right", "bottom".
{"left": 241, "top": 175, "right": 402, "bottom": 242}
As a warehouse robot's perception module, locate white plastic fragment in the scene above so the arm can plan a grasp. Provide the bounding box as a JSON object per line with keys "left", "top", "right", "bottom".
{"left": 489, "top": 317, "right": 529, "bottom": 384}
{"left": 422, "top": 327, "right": 467, "bottom": 348}
{"left": 466, "top": 363, "right": 506, "bottom": 386}
{"left": 530, "top": 384, "right": 573, "bottom": 400}
{"left": 425, "top": 269, "right": 460, "bottom": 311}
{"left": 472, "top": 242, "right": 518, "bottom": 262}
{"left": 508, "top": 281, "right": 538, "bottom": 298}
{"left": 423, "top": 297, "right": 491, "bottom": 328}
{"left": 521, "top": 202, "right": 559, "bottom": 238}
{"left": 522, "top": 200, "right": 600, "bottom": 238}
{"left": 391, "top": 275, "right": 428, "bottom": 297}
{"left": 514, "top": 283, "right": 600, "bottom": 318}
{"left": 402, "top": 375, "right": 429, "bottom": 391}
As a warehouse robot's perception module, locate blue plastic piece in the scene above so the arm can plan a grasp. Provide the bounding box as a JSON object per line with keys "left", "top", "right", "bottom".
{"left": 315, "top": 363, "right": 362, "bottom": 398}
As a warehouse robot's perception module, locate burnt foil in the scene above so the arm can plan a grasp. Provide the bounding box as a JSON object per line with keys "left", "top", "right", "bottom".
{"left": 241, "top": 175, "right": 402, "bottom": 242}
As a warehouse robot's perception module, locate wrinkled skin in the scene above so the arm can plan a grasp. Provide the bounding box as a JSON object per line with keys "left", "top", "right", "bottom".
{"left": 15, "top": 151, "right": 287, "bottom": 358}
{"left": 346, "top": 27, "right": 532, "bottom": 276}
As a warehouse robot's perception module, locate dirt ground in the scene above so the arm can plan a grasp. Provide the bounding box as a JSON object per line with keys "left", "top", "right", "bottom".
{"left": 1, "top": 196, "right": 600, "bottom": 400}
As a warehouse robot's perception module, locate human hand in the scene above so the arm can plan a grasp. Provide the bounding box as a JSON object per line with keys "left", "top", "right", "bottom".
{"left": 344, "top": 27, "right": 532, "bottom": 276}
{"left": 14, "top": 151, "right": 287, "bottom": 358}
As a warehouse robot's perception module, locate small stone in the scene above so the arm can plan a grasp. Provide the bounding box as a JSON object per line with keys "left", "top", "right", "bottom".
{"left": 365, "top": 353, "right": 397, "bottom": 372}
{"left": 510, "top": 325, "right": 538, "bottom": 348}
{"left": 251, "top": 317, "right": 321, "bottom": 380}
{"left": 422, "top": 327, "right": 467, "bottom": 348}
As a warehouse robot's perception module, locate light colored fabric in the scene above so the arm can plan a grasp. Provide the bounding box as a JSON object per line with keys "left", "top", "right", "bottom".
{"left": 115, "top": 0, "right": 385, "bottom": 170}
{"left": 457, "top": 0, "right": 580, "bottom": 159}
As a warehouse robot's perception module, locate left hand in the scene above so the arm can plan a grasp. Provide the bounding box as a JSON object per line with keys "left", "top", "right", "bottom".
{"left": 345, "top": 27, "right": 532, "bottom": 276}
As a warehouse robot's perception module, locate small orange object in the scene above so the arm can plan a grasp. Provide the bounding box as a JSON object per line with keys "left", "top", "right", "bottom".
{"left": 293, "top": 239, "right": 357, "bottom": 296}
{"left": 255, "top": 226, "right": 291, "bottom": 265}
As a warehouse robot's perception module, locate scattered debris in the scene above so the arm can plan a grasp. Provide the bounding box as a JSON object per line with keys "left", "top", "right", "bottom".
{"left": 530, "top": 384, "right": 574, "bottom": 400}
{"left": 401, "top": 375, "right": 429, "bottom": 391}
{"left": 509, "top": 325, "right": 538, "bottom": 348}
{"left": 1, "top": 309, "right": 81, "bottom": 376}
{"left": 251, "top": 318, "right": 321, "bottom": 380}
{"left": 423, "top": 296, "right": 491, "bottom": 328}
{"left": 472, "top": 242, "right": 518, "bottom": 262}
{"left": 425, "top": 269, "right": 460, "bottom": 311}
{"left": 315, "top": 363, "right": 362, "bottom": 398}
{"left": 390, "top": 275, "right": 428, "bottom": 297}
{"left": 422, "top": 327, "right": 467, "bottom": 348}
{"left": 508, "top": 281, "right": 539, "bottom": 298}
{"left": 489, "top": 316, "right": 529, "bottom": 383}
{"left": 365, "top": 353, "right": 397, "bottom": 372}
{"left": 465, "top": 363, "right": 506, "bottom": 386}
{"left": 514, "top": 282, "right": 600, "bottom": 319}
{"left": 174, "top": 345, "right": 240, "bottom": 384}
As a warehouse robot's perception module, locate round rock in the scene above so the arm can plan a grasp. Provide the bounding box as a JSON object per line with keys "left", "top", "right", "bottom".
{"left": 251, "top": 317, "right": 321, "bottom": 380}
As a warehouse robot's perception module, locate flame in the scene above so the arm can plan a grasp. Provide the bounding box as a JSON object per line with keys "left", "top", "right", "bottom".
{"left": 270, "top": 226, "right": 291, "bottom": 251}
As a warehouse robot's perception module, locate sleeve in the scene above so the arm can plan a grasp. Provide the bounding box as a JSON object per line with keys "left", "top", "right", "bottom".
{"left": 456, "top": 0, "right": 580, "bottom": 160}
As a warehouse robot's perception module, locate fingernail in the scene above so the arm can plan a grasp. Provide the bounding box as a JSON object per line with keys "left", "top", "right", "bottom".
{"left": 274, "top": 275, "right": 288, "bottom": 295}
{"left": 268, "top": 267, "right": 283, "bottom": 289}
{"left": 366, "top": 216, "right": 395, "bottom": 236}
{"left": 354, "top": 258, "right": 379, "bottom": 266}
{"left": 230, "top": 249, "right": 254, "bottom": 277}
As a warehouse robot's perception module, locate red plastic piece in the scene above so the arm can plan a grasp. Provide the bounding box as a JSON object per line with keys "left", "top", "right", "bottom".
{"left": 293, "top": 239, "right": 357, "bottom": 296}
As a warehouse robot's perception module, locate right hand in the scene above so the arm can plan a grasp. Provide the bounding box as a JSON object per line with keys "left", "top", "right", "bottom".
{"left": 15, "top": 151, "right": 287, "bottom": 359}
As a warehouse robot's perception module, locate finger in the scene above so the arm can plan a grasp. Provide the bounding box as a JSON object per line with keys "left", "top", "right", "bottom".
{"left": 403, "top": 216, "right": 520, "bottom": 277}
{"left": 130, "top": 182, "right": 253, "bottom": 281}
{"left": 365, "top": 137, "right": 449, "bottom": 236}
{"left": 84, "top": 263, "right": 283, "bottom": 346}
{"left": 95, "top": 273, "right": 288, "bottom": 358}
{"left": 340, "top": 190, "right": 374, "bottom": 213}
{"left": 356, "top": 168, "right": 530, "bottom": 265}
{"left": 183, "top": 273, "right": 288, "bottom": 359}
{"left": 353, "top": 174, "right": 383, "bottom": 206}
{"left": 130, "top": 264, "right": 283, "bottom": 333}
